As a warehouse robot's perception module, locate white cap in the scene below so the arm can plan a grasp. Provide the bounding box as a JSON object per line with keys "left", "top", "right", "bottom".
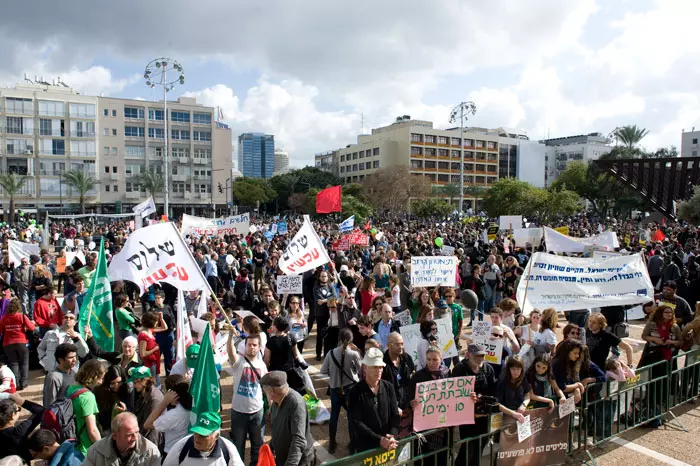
{"left": 362, "top": 347, "right": 386, "bottom": 367}
{"left": 340, "top": 265, "right": 349, "bottom": 272}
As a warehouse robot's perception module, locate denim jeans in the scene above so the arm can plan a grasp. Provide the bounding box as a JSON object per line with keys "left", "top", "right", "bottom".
{"left": 329, "top": 386, "right": 349, "bottom": 440}
{"left": 230, "top": 408, "right": 264, "bottom": 466}
{"left": 28, "top": 291, "right": 36, "bottom": 320}
{"left": 155, "top": 331, "right": 174, "bottom": 375}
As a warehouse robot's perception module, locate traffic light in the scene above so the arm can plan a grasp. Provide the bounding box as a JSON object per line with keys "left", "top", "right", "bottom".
{"left": 218, "top": 183, "right": 223, "bottom": 193}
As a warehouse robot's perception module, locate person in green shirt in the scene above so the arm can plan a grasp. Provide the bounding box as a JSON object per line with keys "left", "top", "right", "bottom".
{"left": 114, "top": 294, "right": 136, "bottom": 340}
{"left": 444, "top": 289, "right": 463, "bottom": 366}
{"left": 66, "top": 359, "right": 106, "bottom": 455}
{"left": 77, "top": 256, "right": 96, "bottom": 289}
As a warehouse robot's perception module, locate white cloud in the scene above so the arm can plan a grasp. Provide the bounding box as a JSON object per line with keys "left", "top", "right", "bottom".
{"left": 0, "top": 64, "right": 139, "bottom": 96}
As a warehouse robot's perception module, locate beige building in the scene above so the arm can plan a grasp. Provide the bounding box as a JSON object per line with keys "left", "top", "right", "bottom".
{"left": 0, "top": 81, "right": 231, "bottom": 216}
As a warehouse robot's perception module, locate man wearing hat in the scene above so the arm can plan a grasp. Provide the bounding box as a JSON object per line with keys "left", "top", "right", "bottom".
{"left": 171, "top": 344, "right": 200, "bottom": 379}
{"left": 260, "top": 371, "right": 315, "bottom": 466}
{"left": 83, "top": 412, "right": 160, "bottom": 466}
{"left": 453, "top": 343, "right": 498, "bottom": 466}
{"left": 348, "top": 347, "right": 400, "bottom": 454}
{"left": 163, "top": 412, "right": 244, "bottom": 466}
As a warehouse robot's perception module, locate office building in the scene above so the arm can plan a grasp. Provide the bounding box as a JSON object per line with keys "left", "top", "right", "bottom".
{"left": 330, "top": 116, "right": 545, "bottom": 208}
{"left": 273, "top": 148, "right": 289, "bottom": 175}
{"left": 314, "top": 151, "right": 338, "bottom": 176}
{"left": 238, "top": 133, "right": 274, "bottom": 178}
{"left": 0, "top": 80, "right": 232, "bottom": 216}
{"left": 541, "top": 133, "right": 611, "bottom": 186}
{"left": 681, "top": 128, "right": 700, "bottom": 157}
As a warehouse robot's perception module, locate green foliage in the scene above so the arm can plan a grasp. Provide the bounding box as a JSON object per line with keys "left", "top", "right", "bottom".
{"left": 432, "top": 183, "right": 460, "bottom": 203}
{"left": 484, "top": 178, "right": 581, "bottom": 223}
{"left": 232, "top": 177, "right": 277, "bottom": 207}
{"left": 677, "top": 186, "right": 700, "bottom": 225}
{"left": 612, "top": 125, "right": 649, "bottom": 148}
{"left": 0, "top": 173, "right": 28, "bottom": 226}
{"left": 341, "top": 194, "right": 373, "bottom": 223}
{"left": 342, "top": 183, "right": 366, "bottom": 202}
{"left": 134, "top": 171, "right": 164, "bottom": 198}
{"left": 412, "top": 198, "right": 453, "bottom": 218}
{"left": 61, "top": 169, "right": 100, "bottom": 214}
{"left": 268, "top": 167, "right": 341, "bottom": 210}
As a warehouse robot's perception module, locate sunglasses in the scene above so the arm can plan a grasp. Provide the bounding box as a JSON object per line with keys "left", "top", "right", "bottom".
{"left": 569, "top": 331, "right": 580, "bottom": 336}
{"left": 491, "top": 334, "right": 504, "bottom": 338}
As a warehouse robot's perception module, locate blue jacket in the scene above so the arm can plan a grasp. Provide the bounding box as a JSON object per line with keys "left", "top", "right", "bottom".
{"left": 50, "top": 441, "right": 84, "bottom": 466}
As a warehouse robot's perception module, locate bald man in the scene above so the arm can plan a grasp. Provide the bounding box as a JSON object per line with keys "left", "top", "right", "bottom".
{"left": 381, "top": 332, "right": 415, "bottom": 417}
{"left": 83, "top": 413, "right": 160, "bottom": 466}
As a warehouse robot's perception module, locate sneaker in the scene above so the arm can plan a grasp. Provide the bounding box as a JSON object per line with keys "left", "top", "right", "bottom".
{"left": 315, "top": 355, "right": 323, "bottom": 362}
{"left": 328, "top": 439, "right": 337, "bottom": 454}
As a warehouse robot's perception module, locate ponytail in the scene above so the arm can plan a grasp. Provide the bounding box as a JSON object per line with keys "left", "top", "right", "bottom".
{"left": 338, "top": 328, "right": 353, "bottom": 395}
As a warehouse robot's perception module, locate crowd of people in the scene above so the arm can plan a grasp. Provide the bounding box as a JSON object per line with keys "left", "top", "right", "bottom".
{"left": 0, "top": 212, "right": 697, "bottom": 466}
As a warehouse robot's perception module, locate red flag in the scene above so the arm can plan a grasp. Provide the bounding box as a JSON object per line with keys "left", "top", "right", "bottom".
{"left": 316, "top": 186, "right": 342, "bottom": 213}
{"left": 652, "top": 229, "right": 666, "bottom": 242}
{"left": 661, "top": 217, "right": 666, "bottom": 226}
{"left": 364, "top": 219, "right": 371, "bottom": 231}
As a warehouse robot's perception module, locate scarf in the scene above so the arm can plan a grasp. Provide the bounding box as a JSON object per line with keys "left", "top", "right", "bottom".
{"left": 535, "top": 373, "right": 553, "bottom": 398}
{"left": 658, "top": 322, "right": 673, "bottom": 361}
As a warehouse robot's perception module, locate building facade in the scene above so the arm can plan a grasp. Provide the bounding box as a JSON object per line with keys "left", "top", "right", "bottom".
{"left": 0, "top": 82, "right": 232, "bottom": 216}
{"left": 314, "top": 150, "right": 338, "bottom": 176}
{"left": 681, "top": 128, "right": 700, "bottom": 157}
{"left": 238, "top": 133, "right": 274, "bottom": 179}
{"left": 541, "top": 133, "right": 610, "bottom": 186}
{"left": 330, "top": 117, "right": 545, "bottom": 208}
{"left": 273, "top": 148, "right": 289, "bottom": 175}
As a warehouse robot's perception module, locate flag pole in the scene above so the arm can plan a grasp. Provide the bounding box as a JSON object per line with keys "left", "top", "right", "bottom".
{"left": 168, "top": 223, "right": 235, "bottom": 328}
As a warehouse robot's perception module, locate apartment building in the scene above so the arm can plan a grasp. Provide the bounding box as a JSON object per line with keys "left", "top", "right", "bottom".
{"left": 541, "top": 133, "right": 610, "bottom": 186}
{"left": 314, "top": 150, "right": 339, "bottom": 176}
{"left": 681, "top": 128, "right": 700, "bottom": 157}
{"left": 331, "top": 117, "right": 545, "bottom": 208}
{"left": 0, "top": 81, "right": 231, "bottom": 216}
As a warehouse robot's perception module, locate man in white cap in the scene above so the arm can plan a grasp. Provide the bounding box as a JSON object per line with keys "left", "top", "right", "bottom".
{"left": 348, "top": 347, "right": 400, "bottom": 454}
{"left": 163, "top": 412, "right": 244, "bottom": 466}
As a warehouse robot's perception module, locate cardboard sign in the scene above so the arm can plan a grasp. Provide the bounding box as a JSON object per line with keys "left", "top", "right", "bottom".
{"left": 400, "top": 316, "right": 457, "bottom": 363}
{"left": 413, "top": 376, "right": 475, "bottom": 431}
{"left": 517, "top": 415, "right": 532, "bottom": 443}
{"left": 410, "top": 256, "right": 457, "bottom": 287}
{"left": 498, "top": 408, "right": 570, "bottom": 466}
{"left": 394, "top": 310, "right": 413, "bottom": 327}
{"left": 471, "top": 321, "right": 492, "bottom": 341}
{"left": 276, "top": 274, "right": 303, "bottom": 294}
{"left": 348, "top": 232, "right": 369, "bottom": 246}
{"left": 559, "top": 396, "right": 576, "bottom": 419}
{"left": 56, "top": 257, "right": 67, "bottom": 274}
{"left": 441, "top": 245, "right": 455, "bottom": 256}
{"left": 483, "top": 338, "right": 504, "bottom": 365}
{"left": 499, "top": 216, "right": 523, "bottom": 231}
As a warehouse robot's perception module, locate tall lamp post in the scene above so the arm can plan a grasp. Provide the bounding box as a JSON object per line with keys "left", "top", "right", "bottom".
{"left": 449, "top": 101, "right": 477, "bottom": 213}
{"left": 144, "top": 58, "right": 184, "bottom": 219}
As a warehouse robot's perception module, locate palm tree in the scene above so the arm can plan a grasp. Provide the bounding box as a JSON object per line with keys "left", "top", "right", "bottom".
{"left": 134, "top": 171, "right": 164, "bottom": 199}
{"left": 61, "top": 169, "right": 100, "bottom": 214}
{"left": 0, "top": 173, "right": 27, "bottom": 226}
{"left": 432, "top": 183, "right": 460, "bottom": 205}
{"left": 612, "top": 125, "right": 650, "bottom": 149}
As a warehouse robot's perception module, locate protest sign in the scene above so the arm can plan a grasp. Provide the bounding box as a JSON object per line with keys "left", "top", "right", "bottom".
{"left": 277, "top": 221, "right": 288, "bottom": 235}
{"left": 516, "top": 252, "right": 653, "bottom": 315}
{"left": 276, "top": 275, "right": 303, "bottom": 294}
{"left": 332, "top": 236, "right": 350, "bottom": 251}
{"left": 108, "top": 222, "right": 209, "bottom": 293}
{"left": 279, "top": 216, "right": 330, "bottom": 275}
{"left": 358, "top": 443, "right": 411, "bottom": 466}
{"left": 592, "top": 250, "right": 623, "bottom": 261}
{"left": 441, "top": 245, "right": 455, "bottom": 256}
{"left": 233, "top": 310, "right": 264, "bottom": 324}
{"left": 270, "top": 223, "right": 278, "bottom": 235}
{"left": 56, "top": 257, "right": 67, "bottom": 274}
{"left": 401, "top": 317, "right": 457, "bottom": 363}
{"left": 498, "top": 408, "right": 570, "bottom": 466}
{"left": 410, "top": 256, "right": 457, "bottom": 287}
{"left": 133, "top": 196, "right": 156, "bottom": 218}
{"left": 175, "top": 289, "right": 194, "bottom": 362}
{"left": 543, "top": 226, "right": 619, "bottom": 254}
{"left": 517, "top": 415, "right": 532, "bottom": 443}
{"left": 8, "top": 240, "right": 40, "bottom": 266}
{"left": 348, "top": 231, "right": 369, "bottom": 246}
{"left": 483, "top": 338, "right": 504, "bottom": 365}
{"left": 413, "top": 376, "right": 475, "bottom": 431}
{"left": 486, "top": 226, "right": 499, "bottom": 242}
{"left": 559, "top": 396, "right": 576, "bottom": 419}
{"left": 499, "top": 215, "right": 522, "bottom": 230}
{"left": 513, "top": 228, "right": 543, "bottom": 248}
{"left": 181, "top": 212, "right": 251, "bottom": 237}
{"left": 471, "top": 321, "right": 492, "bottom": 342}
{"left": 394, "top": 310, "right": 413, "bottom": 327}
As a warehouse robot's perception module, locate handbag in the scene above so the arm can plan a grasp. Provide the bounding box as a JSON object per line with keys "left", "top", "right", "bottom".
{"left": 613, "top": 323, "right": 630, "bottom": 339}
{"left": 330, "top": 350, "right": 356, "bottom": 396}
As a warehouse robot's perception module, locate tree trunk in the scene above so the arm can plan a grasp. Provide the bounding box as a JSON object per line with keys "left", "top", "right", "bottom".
{"left": 81, "top": 195, "right": 85, "bottom": 214}
{"left": 8, "top": 197, "right": 15, "bottom": 226}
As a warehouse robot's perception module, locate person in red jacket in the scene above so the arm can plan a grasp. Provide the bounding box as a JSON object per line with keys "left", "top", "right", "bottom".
{"left": 0, "top": 298, "right": 35, "bottom": 390}
{"left": 34, "top": 287, "right": 63, "bottom": 338}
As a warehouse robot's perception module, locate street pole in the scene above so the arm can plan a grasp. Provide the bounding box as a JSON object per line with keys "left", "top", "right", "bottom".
{"left": 449, "top": 101, "right": 477, "bottom": 213}
{"left": 163, "top": 70, "right": 169, "bottom": 218}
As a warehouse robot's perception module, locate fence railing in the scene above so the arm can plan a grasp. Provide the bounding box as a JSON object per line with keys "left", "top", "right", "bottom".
{"left": 320, "top": 348, "right": 700, "bottom": 466}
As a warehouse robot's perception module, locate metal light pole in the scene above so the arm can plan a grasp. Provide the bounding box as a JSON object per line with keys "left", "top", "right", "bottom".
{"left": 144, "top": 58, "right": 184, "bottom": 219}
{"left": 449, "top": 101, "right": 477, "bottom": 213}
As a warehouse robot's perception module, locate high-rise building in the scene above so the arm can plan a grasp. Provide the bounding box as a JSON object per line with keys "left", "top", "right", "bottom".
{"left": 326, "top": 116, "right": 546, "bottom": 209}
{"left": 541, "top": 133, "right": 611, "bottom": 186}
{"left": 0, "top": 81, "right": 232, "bottom": 216}
{"left": 238, "top": 133, "right": 274, "bottom": 179}
{"left": 273, "top": 148, "right": 289, "bottom": 175}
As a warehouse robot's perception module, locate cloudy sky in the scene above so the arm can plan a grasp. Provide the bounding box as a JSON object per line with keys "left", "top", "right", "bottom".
{"left": 1, "top": 0, "right": 696, "bottom": 167}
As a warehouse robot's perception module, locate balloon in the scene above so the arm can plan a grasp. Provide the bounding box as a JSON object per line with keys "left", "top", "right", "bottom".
{"left": 435, "top": 237, "right": 444, "bottom": 247}
{"left": 77, "top": 239, "right": 85, "bottom": 247}
{"left": 225, "top": 254, "right": 234, "bottom": 265}
{"left": 460, "top": 289, "right": 479, "bottom": 310}
{"left": 88, "top": 241, "right": 96, "bottom": 251}
{"left": 370, "top": 228, "right": 377, "bottom": 235}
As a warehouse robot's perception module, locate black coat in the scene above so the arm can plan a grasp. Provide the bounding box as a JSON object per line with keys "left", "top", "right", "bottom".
{"left": 348, "top": 380, "right": 400, "bottom": 453}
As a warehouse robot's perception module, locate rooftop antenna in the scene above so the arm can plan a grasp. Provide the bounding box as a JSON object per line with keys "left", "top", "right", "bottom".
{"left": 24, "top": 73, "right": 33, "bottom": 84}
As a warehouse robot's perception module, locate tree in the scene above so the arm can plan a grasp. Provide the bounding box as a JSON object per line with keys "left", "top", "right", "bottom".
{"left": 61, "top": 169, "right": 99, "bottom": 214}
{"left": 0, "top": 173, "right": 27, "bottom": 226}
{"left": 342, "top": 183, "right": 367, "bottom": 203}
{"left": 341, "top": 194, "right": 374, "bottom": 223}
{"left": 677, "top": 186, "right": 700, "bottom": 225}
{"left": 268, "top": 167, "right": 341, "bottom": 211}
{"left": 232, "top": 177, "right": 276, "bottom": 208}
{"left": 362, "top": 167, "right": 432, "bottom": 212}
{"left": 288, "top": 192, "right": 312, "bottom": 214}
{"left": 612, "top": 125, "right": 649, "bottom": 149}
{"left": 432, "top": 183, "right": 460, "bottom": 205}
{"left": 412, "top": 198, "right": 453, "bottom": 218}
{"left": 134, "top": 171, "right": 164, "bottom": 199}
{"left": 483, "top": 178, "right": 581, "bottom": 223}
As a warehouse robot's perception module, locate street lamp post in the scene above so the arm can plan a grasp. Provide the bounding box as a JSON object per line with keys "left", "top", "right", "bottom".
{"left": 144, "top": 58, "right": 184, "bottom": 219}
{"left": 449, "top": 101, "right": 477, "bottom": 213}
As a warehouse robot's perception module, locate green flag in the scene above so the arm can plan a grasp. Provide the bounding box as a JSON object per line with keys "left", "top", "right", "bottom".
{"left": 79, "top": 238, "right": 115, "bottom": 351}
{"left": 189, "top": 323, "right": 220, "bottom": 424}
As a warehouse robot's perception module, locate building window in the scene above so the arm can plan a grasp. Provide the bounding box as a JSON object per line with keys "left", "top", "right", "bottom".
{"left": 411, "top": 133, "right": 422, "bottom": 143}
{"left": 373, "top": 148, "right": 380, "bottom": 156}
{"left": 438, "top": 149, "right": 448, "bottom": 157}
{"left": 340, "top": 166, "right": 345, "bottom": 173}
{"left": 425, "top": 135, "right": 436, "bottom": 144}
{"left": 411, "top": 147, "right": 421, "bottom": 155}
{"left": 112, "top": 166, "right": 118, "bottom": 173}
{"left": 451, "top": 137, "right": 460, "bottom": 146}
{"left": 125, "top": 146, "right": 146, "bottom": 158}
{"left": 39, "top": 101, "right": 65, "bottom": 117}
{"left": 104, "top": 147, "right": 109, "bottom": 155}
{"left": 104, "top": 109, "right": 109, "bottom": 116}
{"left": 694, "top": 150, "right": 698, "bottom": 157}
{"left": 112, "top": 147, "right": 118, "bottom": 155}
{"left": 148, "top": 109, "right": 164, "bottom": 121}
{"left": 352, "top": 164, "right": 358, "bottom": 171}
{"left": 373, "top": 161, "right": 379, "bottom": 168}
{"left": 112, "top": 110, "right": 117, "bottom": 117}
{"left": 70, "top": 140, "right": 96, "bottom": 156}
{"left": 113, "top": 185, "right": 118, "bottom": 192}
{"left": 365, "top": 162, "right": 372, "bottom": 169}
{"left": 70, "top": 120, "right": 95, "bottom": 138}
{"left": 112, "top": 129, "right": 117, "bottom": 136}
{"left": 148, "top": 127, "right": 164, "bottom": 139}
{"left": 6, "top": 117, "right": 33, "bottom": 135}
{"left": 475, "top": 140, "right": 484, "bottom": 148}
{"left": 340, "top": 155, "right": 345, "bottom": 162}
{"left": 352, "top": 153, "right": 358, "bottom": 160}
{"left": 464, "top": 139, "right": 473, "bottom": 147}
{"left": 104, "top": 128, "right": 110, "bottom": 136}
{"left": 487, "top": 141, "right": 496, "bottom": 149}
{"left": 193, "top": 131, "right": 211, "bottom": 141}
{"left": 105, "top": 185, "right": 110, "bottom": 192}
{"left": 694, "top": 138, "right": 698, "bottom": 144}
{"left": 170, "top": 111, "right": 190, "bottom": 123}
{"left": 5, "top": 98, "right": 33, "bottom": 114}
{"left": 69, "top": 103, "right": 96, "bottom": 118}
{"left": 438, "top": 136, "right": 448, "bottom": 145}
{"left": 52, "top": 139, "right": 65, "bottom": 155}
{"left": 171, "top": 129, "right": 190, "bottom": 140}
{"left": 124, "top": 107, "right": 144, "bottom": 119}
{"left": 105, "top": 166, "right": 110, "bottom": 174}
{"left": 359, "top": 151, "right": 364, "bottom": 158}
{"left": 124, "top": 126, "right": 145, "bottom": 137}
{"left": 425, "top": 148, "right": 436, "bottom": 156}
{"left": 193, "top": 112, "right": 212, "bottom": 124}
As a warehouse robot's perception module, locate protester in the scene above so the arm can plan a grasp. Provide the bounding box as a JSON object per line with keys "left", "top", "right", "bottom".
{"left": 586, "top": 313, "right": 633, "bottom": 369}
{"left": 42, "top": 343, "right": 78, "bottom": 407}
{"left": 0, "top": 298, "right": 35, "bottom": 390}
{"left": 34, "top": 287, "right": 63, "bottom": 338}
{"left": 0, "top": 358, "right": 16, "bottom": 400}
{"left": 381, "top": 332, "right": 414, "bottom": 429}
{"left": 313, "top": 270, "right": 337, "bottom": 360}
{"left": 0, "top": 392, "right": 44, "bottom": 461}
{"left": 28, "top": 429, "right": 84, "bottom": 466}
{"left": 655, "top": 281, "right": 694, "bottom": 328}
{"left": 138, "top": 312, "right": 166, "bottom": 387}
{"left": 93, "top": 365, "right": 132, "bottom": 434}
{"left": 82, "top": 412, "right": 160, "bottom": 466}
{"left": 526, "top": 354, "right": 567, "bottom": 408}
{"left": 171, "top": 344, "right": 200, "bottom": 379}
{"left": 264, "top": 316, "right": 306, "bottom": 395}
{"left": 162, "top": 412, "right": 244, "bottom": 466}
{"left": 66, "top": 359, "right": 105, "bottom": 455}
{"left": 129, "top": 366, "right": 164, "bottom": 446}
{"left": 152, "top": 291, "right": 176, "bottom": 376}
{"left": 144, "top": 375, "right": 192, "bottom": 457}
{"left": 38, "top": 312, "right": 88, "bottom": 373}
{"left": 84, "top": 329, "right": 141, "bottom": 383}
{"left": 374, "top": 304, "right": 400, "bottom": 350}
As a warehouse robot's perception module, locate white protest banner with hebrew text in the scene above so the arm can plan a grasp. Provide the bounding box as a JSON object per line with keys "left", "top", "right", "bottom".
{"left": 279, "top": 216, "right": 330, "bottom": 275}
{"left": 512, "top": 228, "right": 543, "bottom": 248}
{"left": 410, "top": 256, "right": 457, "bottom": 287}
{"left": 544, "top": 226, "right": 619, "bottom": 254}
{"left": 8, "top": 240, "right": 40, "bottom": 266}
{"left": 516, "top": 252, "right": 653, "bottom": 315}
{"left": 108, "top": 222, "right": 209, "bottom": 293}
{"left": 483, "top": 338, "right": 504, "bottom": 365}
{"left": 133, "top": 196, "right": 156, "bottom": 218}
{"left": 181, "top": 212, "right": 250, "bottom": 237}
{"left": 276, "top": 275, "right": 303, "bottom": 294}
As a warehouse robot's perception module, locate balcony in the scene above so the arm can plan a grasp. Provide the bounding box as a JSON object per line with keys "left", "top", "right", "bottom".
{"left": 193, "top": 175, "right": 211, "bottom": 181}
{"left": 72, "top": 151, "right": 97, "bottom": 158}
{"left": 183, "top": 192, "right": 193, "bottom": 200}
{"left": 172, "top": 174, "right": 187, "bottom": 182}
{"left": 71, "top": 131, "right": 95, "bottom": 138}
{"left": 177, "top": 157, "right": 189, "bottom": 164}
{"left": 193, "top": 158, "right": 208, "bottom": 165}
{"left": 5, "top": 147, "right": 35, "bottom": 156}
{"left": 39, "top": 130, "right": 66, "bottom": 138}
{"left": 109, "top": 173, "right": 119, "bottom": 181}
{"left": 125, "top": 191, "right": 143, "bottom": 199}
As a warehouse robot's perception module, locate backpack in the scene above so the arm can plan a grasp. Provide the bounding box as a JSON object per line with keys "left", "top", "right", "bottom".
{"left": 234, "top": 281, "right": 252, "bottom": 305}
{"left": 41, "top": 388, "right": 88, "bottom": 442}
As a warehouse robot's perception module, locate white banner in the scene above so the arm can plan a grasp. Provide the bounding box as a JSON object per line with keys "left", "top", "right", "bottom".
{"left": 279, "top": 216, "right": 330, "bottom": 275}
{"left": 181, "top": 213, "right": 250, "bottom": 237}
{"left": 543, "top": 227, "right": 619, "bottom": 254}
{"left": 175, "top": 289, "right": 193, "bottom": 362}
{"left": 441, "top": 245, "right": 455, "bottom": 256}
{"left": 592, "top": 250, "right": 623, "bottom": 261}
{"left": 8, "top": 240, "right": 40, "bottom": 266}
{"left": 276, "top": 275, "right": 303, "bottom": 294}
{"left": 107, "top": 222, "right": 209, "bottom": 293}
{"left": 499, "top": 215, "right": 522, "bottom": 230}
{"left": 516, "top": 252, "right": 654, "bottom": 315}
{"left": 512, "top": 228, "right": 543, "bottom": 248}
{"left": 400, "top": 316, "right": 457, "bottom": 364}
{"left": 133, "top": 196, "right": 157, "bottom": 218}
{"left": 410, "top": 256, "right": 457, "bottom": 287}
